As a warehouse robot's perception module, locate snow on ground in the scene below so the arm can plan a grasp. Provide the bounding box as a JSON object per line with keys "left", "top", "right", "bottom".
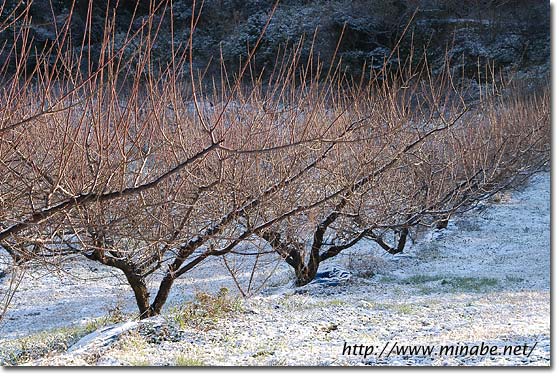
{"left": 0, "top": 172, "right": 550, "bottom": 366}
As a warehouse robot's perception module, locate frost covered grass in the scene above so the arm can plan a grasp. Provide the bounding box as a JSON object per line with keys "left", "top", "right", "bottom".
{"left": 380, "top": 274, "right": 500, "bottom": 293}
{"left": 0, "top": 172, "right": 550, "bottom": 366}
{"left": 174, "top": 355, "right": 205, "bottom": 367}
{"left": 0, "top": 304, "right": 131, "bottom": 365}
{"left": 0, "top": 325, "right": 87, "bottom": 365}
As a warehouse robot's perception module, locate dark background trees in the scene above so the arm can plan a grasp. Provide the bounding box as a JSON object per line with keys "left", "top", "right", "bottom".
{"left": 0, "top": 0, "right": 550, "bottom": 79}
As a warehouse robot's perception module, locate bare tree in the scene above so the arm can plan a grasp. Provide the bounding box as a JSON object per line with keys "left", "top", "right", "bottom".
{"left": 0, "top": 0, "right": 549, "bottom": 323}
{"left": 259, "top": 64, "right": 550, "bottom": 286}
{"left": 0, "top": 0, "right": 226, "bottom": 319}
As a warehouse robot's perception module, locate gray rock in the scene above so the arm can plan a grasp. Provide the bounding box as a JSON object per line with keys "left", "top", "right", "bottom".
{"left": 68, "top": 321, "right": 139, "bottom": 355}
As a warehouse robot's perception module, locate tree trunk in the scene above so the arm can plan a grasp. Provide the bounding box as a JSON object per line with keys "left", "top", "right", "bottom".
{"left": 148, "top": 273, "right": 175, "bottom": 316}
{"left": 294, "top": 255, "right": 320, "bottom": 287}
{"left": 262, "top": 231, "right": 322, "bottom": 287}
{"left": 123, "top": 272, "right": 152, "bottom": 319}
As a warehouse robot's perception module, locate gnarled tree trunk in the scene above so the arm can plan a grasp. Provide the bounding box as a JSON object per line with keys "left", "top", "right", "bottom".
{"left": 123, "top": 272, "right": 152, "bottom": 319}
{"left": 294, "top": 254, "right": 320, "bottom": 287}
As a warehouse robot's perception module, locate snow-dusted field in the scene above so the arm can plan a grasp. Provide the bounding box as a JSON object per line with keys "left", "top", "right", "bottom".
{"left": 0, "top": 172, "right": 550, "bottom": 366}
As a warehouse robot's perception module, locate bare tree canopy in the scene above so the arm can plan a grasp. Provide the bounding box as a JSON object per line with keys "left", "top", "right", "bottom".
{"left": 0, "top": 0, "right": 550, "bottom": 323}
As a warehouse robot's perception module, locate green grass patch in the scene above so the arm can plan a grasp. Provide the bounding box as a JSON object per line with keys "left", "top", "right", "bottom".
{"left": 128, "top": 358, "right": 151, "bottom": 366}
{"left": 392, "top": 303, "right": 414, "bottom": 314}
{"left": 442, "top": 277, "right": 499, "bottom": 291}
{"left": 175, "top": 355, "right": 205, "bottom": 366}
{"left": 378, "top": 274, "right": 500, "bottom": 293}
{"left": 401, "top": 274, "right": 444, "bottom": 284}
